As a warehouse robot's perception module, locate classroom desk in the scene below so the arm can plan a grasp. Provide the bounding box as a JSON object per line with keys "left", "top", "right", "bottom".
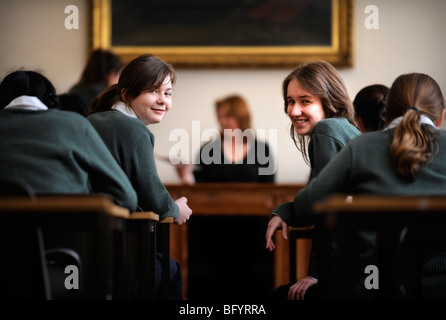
{"left": 165, "top": 183, "right": 308, "bottom": 298}
{"left": 0, "top": 194, "right": 129, "bottom": 299}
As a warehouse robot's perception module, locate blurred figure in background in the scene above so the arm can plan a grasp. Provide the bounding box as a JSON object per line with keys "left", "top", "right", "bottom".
{"left": 58, "top": 93, "right": 88, "bottom": 117}
{"left": 353, "top": 84, "right": 389, "bottom": 132}
{"left": 179, "top": 94, "right": 276, "bottom": 184}
{"left": 179, "top": 94, "right": 276, "bottom": 300}
{"left": 67, "top": 49, "right": 124, "bottom": 114}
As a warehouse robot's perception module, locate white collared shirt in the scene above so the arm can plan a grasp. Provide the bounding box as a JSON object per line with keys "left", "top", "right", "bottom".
{"left": 385, "top": 114, "right": 437, "bottom": 130}
{"left": 111, "top": 101, "right": 138, "bottom": 119}
{"left": 4, "top": 95, "right": 48, "bottom": 111}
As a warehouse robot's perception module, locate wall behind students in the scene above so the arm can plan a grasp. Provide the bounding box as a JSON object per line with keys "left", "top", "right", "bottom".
{"left": 1, "top": 0, "right": 445, "bottom": 184}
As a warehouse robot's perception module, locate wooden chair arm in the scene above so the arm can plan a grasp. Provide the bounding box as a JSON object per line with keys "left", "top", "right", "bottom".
{"left": 159, "top": 217, "right": 174, "bottom": 223}
{"left": 288, "top": 225, "right": 315, "bottom": 232}
{"left": 288, "top": 225, "right": 314, "bottom": 283}
{"left": 108, "top": 205, "right": 130, "bottom": 219}
{"left": 129, "top": 211, "right": 159, "bottom": 221}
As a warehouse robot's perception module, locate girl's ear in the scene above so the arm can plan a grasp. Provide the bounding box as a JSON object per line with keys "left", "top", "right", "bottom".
{"left": 120, "top": 88, "right": 127, "bottom": 102}
{"left": 435, "top": 108, "right": 446, "bottom": 128}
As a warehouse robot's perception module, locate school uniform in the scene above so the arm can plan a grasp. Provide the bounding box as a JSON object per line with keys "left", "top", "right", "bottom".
{"left": 87, "top": 107, "right": 179, "bottom": 220}
{"left": 0, "top": 95, "right": 138, "bottom": 299}
{"left": 279, "top": 125, "right": 446, "bottom": 226}
{"left": 273, "top": 117, "right": 360, "bottom": 227}
{"left": 0, "top": 95, "right": 137, "bottom": 211}
{"left": 193, "top": 137, "right": 275, "bottom": 182}
{"left": 270, "top": 117, "right": 360, "bottom": 300}
{"left": 87, "top": 103, "right": 182, "bottom": 299}
{"left": 277, "top": 119, "right": 446, "bottom": 299}
{"left": 308, "top": 117, "right": 361, "bottom": 179}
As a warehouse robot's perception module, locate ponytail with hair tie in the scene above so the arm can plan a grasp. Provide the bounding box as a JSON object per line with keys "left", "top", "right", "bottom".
{"left": 389, "top": 73, "right": 442, "bottom": 181}
{"left": 409, "top": 106, "right": 420, "bottom": 114}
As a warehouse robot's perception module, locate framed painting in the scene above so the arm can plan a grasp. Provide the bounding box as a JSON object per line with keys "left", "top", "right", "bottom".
{"left": 91, "top": 0, "right": 353, "bottom": 68}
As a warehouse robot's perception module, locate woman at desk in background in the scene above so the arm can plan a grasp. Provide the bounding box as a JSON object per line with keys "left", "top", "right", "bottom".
{"left": 176, "top": 94, "right": 276, "bottom": 184}
{"left": 176, "top": 94, "right": 276, "bottom": 300}
{"left": 265, "top": 60, "right": 360, "bottom": 300}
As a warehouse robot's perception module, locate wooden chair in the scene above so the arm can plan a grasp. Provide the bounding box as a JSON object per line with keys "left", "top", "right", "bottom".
{"left": 45, "top": 247, "right": 82, "bottom": 299}
{"left": 157, "top": 217, "right": 174, "bottom": 299}
{"left": 0, "top": 194, "right": 130, "bottom": 299}
{"left": 125, "top": 211, "right": 173, "bottom": 300}
{"left": 0, "top": 178, "right": 35, "bottom": 199}
{"left": 0, "top": 179, "right": 49, "bottom": 299}
{"left": 314, "top": 194, "right": 446, "bottom": 299}
{"left": 288, "top": 225, "right": 314, "bottom": 283}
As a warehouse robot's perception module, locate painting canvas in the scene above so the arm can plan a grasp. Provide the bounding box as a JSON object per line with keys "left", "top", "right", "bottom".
{"left": 92, "top": 0, "right": 352, "bottom": 68}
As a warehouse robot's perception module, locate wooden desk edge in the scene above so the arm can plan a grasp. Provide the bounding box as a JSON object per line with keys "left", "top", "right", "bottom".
{"left": 129, "top": 211, "right": 160, "bottom": 221}
{"left": 0, "top": 195, "right": 131, "bottom": 218}
{"left": 108, "top": 205, "right": 130, "bottom": 218}
{"left": 159, "top": 217, "right": 174, "bottom": 223}
{"left": 315, "top": 195, "right": 446, "bottom": 213}
{"left": 288, "top": 225, "right": 315, "bottom": 232}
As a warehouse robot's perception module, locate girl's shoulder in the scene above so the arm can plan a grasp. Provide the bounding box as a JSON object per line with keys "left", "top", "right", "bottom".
{"left": 314, "top": 117, "right": 354, "bottom": 129}
{"left": 89, "top": 110, "right": 146, "bottom": 129}
{"left": 88, "top": 110, "right": 153, "bottom": 140}
{"left": 312, "top": 117, "right": 360, "bottom": 138}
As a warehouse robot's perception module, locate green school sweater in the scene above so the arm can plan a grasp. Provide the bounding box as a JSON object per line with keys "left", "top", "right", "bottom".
{"left": 88, "top": 110, "right": 179, "bottom": 220}
{"left": 0, "top": 109, "right": 137, "bottom": 211}
{"left": 308, "top": 117, "right": 361, "bottom": 179}
{"left": 68, "top": 83, "right": 106, "bottom": 113}
{"left": 274, "top": 117, "right": 360, "bottom": 226}
{"left": 277, "top": 128, "right": 446, "bottom": 227}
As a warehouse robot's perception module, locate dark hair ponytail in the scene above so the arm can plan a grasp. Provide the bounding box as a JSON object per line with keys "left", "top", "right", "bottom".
{"left": 89, "top": 84, "right": 119, "bottom": 114}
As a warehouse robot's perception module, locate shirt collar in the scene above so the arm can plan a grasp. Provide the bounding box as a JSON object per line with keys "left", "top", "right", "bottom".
{"left": 385, "top": 114, "right": 437, "bottom": 130}
{"left": 4, "top": 95, "right": 48, "bottom": 111}
{"left": 111, "top": 101, "right": 138, "bottom": 119}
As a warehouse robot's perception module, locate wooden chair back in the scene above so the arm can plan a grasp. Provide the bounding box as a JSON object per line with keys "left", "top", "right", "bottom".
{"left": 314, "top": 195, "right": 446, "bottom": 299}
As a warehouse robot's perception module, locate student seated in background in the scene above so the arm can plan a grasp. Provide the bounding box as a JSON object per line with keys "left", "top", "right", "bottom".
{"left": 68, "top": 49, "right": 124, "bottom": 114}
{"left": 88, "top": 54, "right": 192, "bottom": 300}
{"left": 353, "top": 84, "right": 389, "bottom": 132}
{"left": 266, "top": 72, "right": 446, "bottom": 299}
{"left": 58, "top": 93, "right": 88, "bottom": 117}
{"left": 0, "top": 70, "right": 137, "bottom": 211}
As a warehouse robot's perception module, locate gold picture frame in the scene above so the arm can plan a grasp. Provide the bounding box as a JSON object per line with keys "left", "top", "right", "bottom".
{"left": 91, "top": 0, "right": 353, "bottom": 68}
